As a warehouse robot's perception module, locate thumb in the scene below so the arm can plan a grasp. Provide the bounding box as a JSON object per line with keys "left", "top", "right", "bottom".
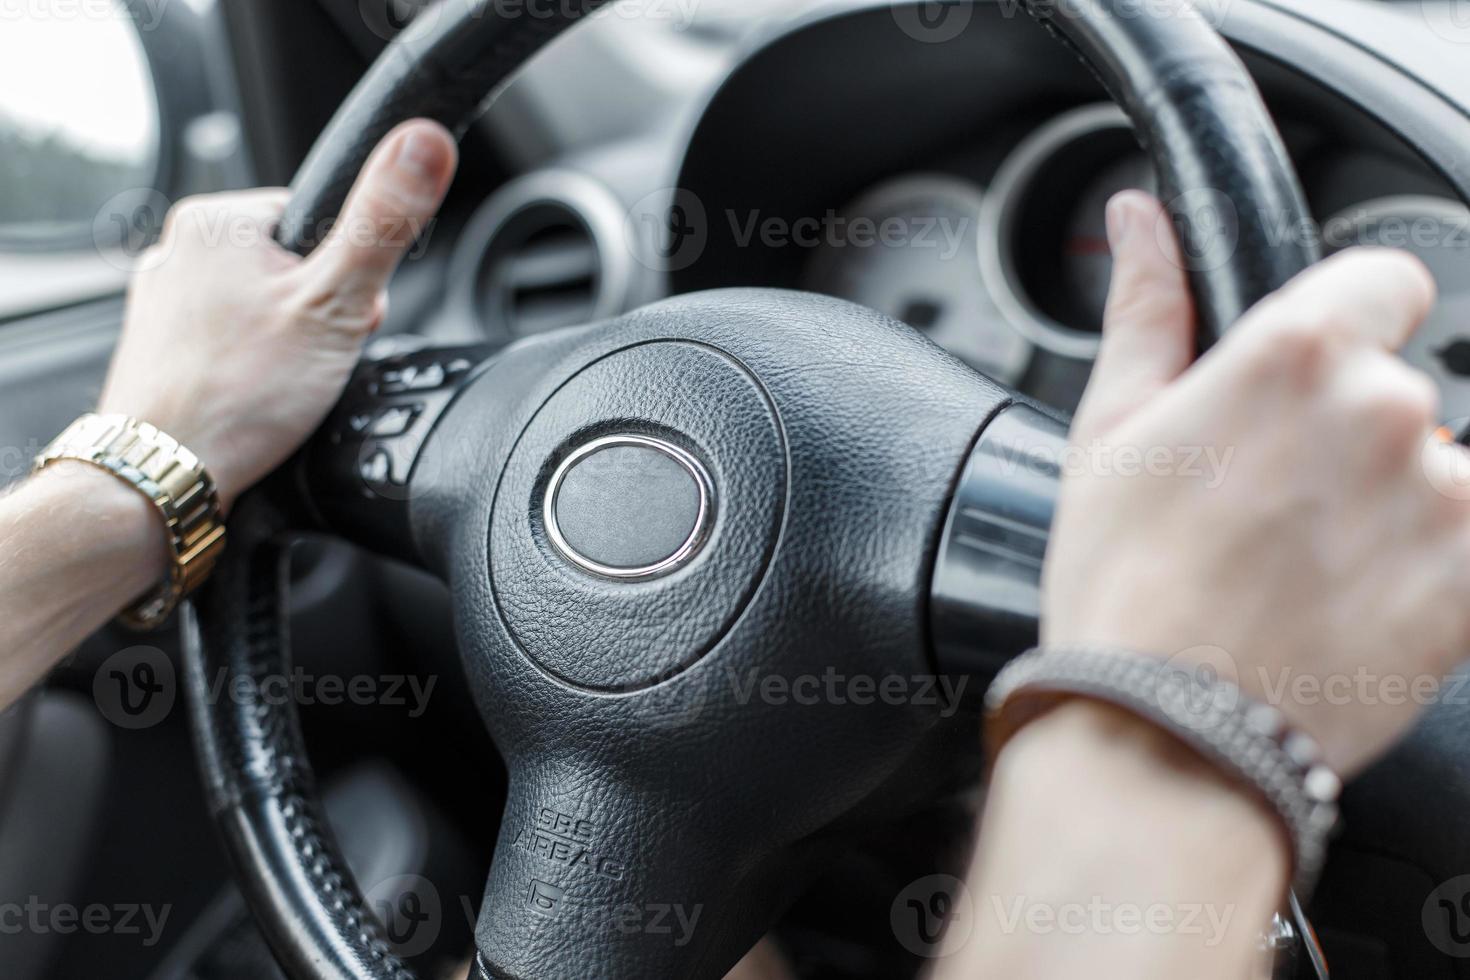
{"left": 299, "top": 119, "right": 458, "bottom": 320}
{"left": 1073, "top": 190, "right": 1197, "bottom": 439}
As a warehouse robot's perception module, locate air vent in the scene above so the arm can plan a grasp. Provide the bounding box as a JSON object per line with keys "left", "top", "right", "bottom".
{"left": 483, "top": 206, "right": 599, "bottom": 337}
{"left": 450, "top": 172, "right": 632, "bottom": 342}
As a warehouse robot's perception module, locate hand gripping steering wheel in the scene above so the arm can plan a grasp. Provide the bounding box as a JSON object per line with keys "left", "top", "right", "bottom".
{"left": 181, "top": 2, "right": 1319, "bottom": 978}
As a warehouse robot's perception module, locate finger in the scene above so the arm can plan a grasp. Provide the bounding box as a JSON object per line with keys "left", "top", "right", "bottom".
{"left": 1244, "top": 247, "right": 1437, "bottom": 353}
{"left": 226, "top": 188, "right": 292, "bottom": 226}
{"left": 161, "top": 189, "right": 290, "bottom": 245}
{"left": 1074, "top": 191, "right": 1197, "bottom": 437}
{"left": 1325, "top": 347, "right": 1440, "bottom": 465}
{"left": 299, "top": 119, "right": 458, "bottom": 308}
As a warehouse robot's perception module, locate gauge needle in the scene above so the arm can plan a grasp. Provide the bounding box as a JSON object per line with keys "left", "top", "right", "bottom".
{"left": 1434, "top": 424, "right": 1470, "bottom": 449}
{"left": 1065, "top": 235, "right": 1111, "bottom": 256}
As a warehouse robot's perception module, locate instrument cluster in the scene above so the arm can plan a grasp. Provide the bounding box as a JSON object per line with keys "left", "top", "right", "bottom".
{"left": 800, "top": 102, "right": 1470, "bottom": 418}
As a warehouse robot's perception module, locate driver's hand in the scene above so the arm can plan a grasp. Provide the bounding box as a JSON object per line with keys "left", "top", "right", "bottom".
{"left": 1044, "top": 189, "right": 1465, "bottom": 775}
{"left": 97, "top": 119, "right": 458, "bottom": 510}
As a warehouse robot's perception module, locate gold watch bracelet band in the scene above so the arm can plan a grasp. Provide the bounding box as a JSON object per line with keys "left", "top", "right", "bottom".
{"left": 34, "top": 413, "right": 227, "bottom": 631}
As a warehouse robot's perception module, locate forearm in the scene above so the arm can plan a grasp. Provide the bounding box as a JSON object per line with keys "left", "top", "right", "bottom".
{"left": 936, "top": 701, "right": 1289, "bottom": 979}
{"left": 0, "top": 463, "right": 166, "bottom": 707}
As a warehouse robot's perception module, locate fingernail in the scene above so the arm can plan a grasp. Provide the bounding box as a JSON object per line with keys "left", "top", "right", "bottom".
{"left": 1105, "top": 194, "right": 1134, "bottom": 248}
{"left": 395, "top": 128, "right": 441, "bottom": 181}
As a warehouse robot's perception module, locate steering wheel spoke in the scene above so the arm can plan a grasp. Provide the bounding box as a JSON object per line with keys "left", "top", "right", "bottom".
{"left": 470, "top": 767, "right": 785, "bottom": 979}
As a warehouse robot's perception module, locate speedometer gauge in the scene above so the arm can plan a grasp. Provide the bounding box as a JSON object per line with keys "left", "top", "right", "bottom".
{"left": 1060, "top": 152, "right": 1157, "bottom": 328}
{"left": 1324, "top": 196, "right": 1470, "bottom": 425}
{"left": 801, "top": 174, "right": 1032, "bottom": 385}
{"left": 981, "top": 103, "right": 1157, "bottom": 361}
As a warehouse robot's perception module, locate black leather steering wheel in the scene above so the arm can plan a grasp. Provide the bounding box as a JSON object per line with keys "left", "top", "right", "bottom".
{"left": 180, "top": 2, "right": 1320, "bottom": 978}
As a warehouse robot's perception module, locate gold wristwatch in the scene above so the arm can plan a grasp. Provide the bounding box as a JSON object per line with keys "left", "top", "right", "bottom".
{"left": 34, "top": 413, "right": 227, "bottom": 631}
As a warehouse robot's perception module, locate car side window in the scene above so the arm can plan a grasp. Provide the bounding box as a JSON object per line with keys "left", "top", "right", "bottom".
{"left": 0, "top": 7, "right": 159, "bottom": 251}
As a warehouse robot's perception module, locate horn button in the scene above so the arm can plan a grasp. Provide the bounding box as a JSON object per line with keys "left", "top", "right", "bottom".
{"left": 544, "top": 434, "right": 713, "bottom": 581}
{"left": 489, "top": 340, "right": 786, "bottom": 692}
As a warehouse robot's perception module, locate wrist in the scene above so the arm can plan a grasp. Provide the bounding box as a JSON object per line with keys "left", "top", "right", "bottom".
{"left": 24, "top": 461, "right": 170, "bottom": 607}
{"left": 34, "top": 414, "right": 229, "bottom": 629}
{"left": 953, "top": 700, "right": 1291, "bottom": 980}
{"left": 0, "top": 462, "right": 174, "bottom": 706}
{"left": 997, "top": 700, "right": 1291, "bottom": 888}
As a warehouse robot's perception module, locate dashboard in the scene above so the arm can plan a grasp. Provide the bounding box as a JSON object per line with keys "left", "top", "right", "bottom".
{"left": 430, "top": 0, "right": 1470, "bottom": 430}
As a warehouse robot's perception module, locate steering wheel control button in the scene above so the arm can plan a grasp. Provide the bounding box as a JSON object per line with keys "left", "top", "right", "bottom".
{"left": 369, "top": 404, "right": 422, "bottom": 438}
{"left": 544, "top": 435, "right": 713, "bottom": 581}
{"left": 359, "top": 449, "right": 391, "bottom": 485}
{"left": 371, "top": 357, "right": 472, "bottom": 395}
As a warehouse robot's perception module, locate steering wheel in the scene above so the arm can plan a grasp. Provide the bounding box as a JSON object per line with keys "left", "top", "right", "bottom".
{"left": 180, "top": 1, "right": 1319, "bottom": 978}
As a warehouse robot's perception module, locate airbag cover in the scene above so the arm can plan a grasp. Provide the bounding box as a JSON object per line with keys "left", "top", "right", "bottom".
{"left": 488, "top": 341, "right": 786, "bottom": 692}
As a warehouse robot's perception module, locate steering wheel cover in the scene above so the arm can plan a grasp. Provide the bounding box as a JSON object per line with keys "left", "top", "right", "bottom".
{"left": 184, "top": 2, "right": 1319, "bottom": 978}
{"left": 277, "top": 0, "right": 611, "bottom": 257}
{"left": 182, "top": 495, "right": 414, "bottom": 980}
{"left": 1027, "top": 0, "right": 1321, "bottom": 346}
